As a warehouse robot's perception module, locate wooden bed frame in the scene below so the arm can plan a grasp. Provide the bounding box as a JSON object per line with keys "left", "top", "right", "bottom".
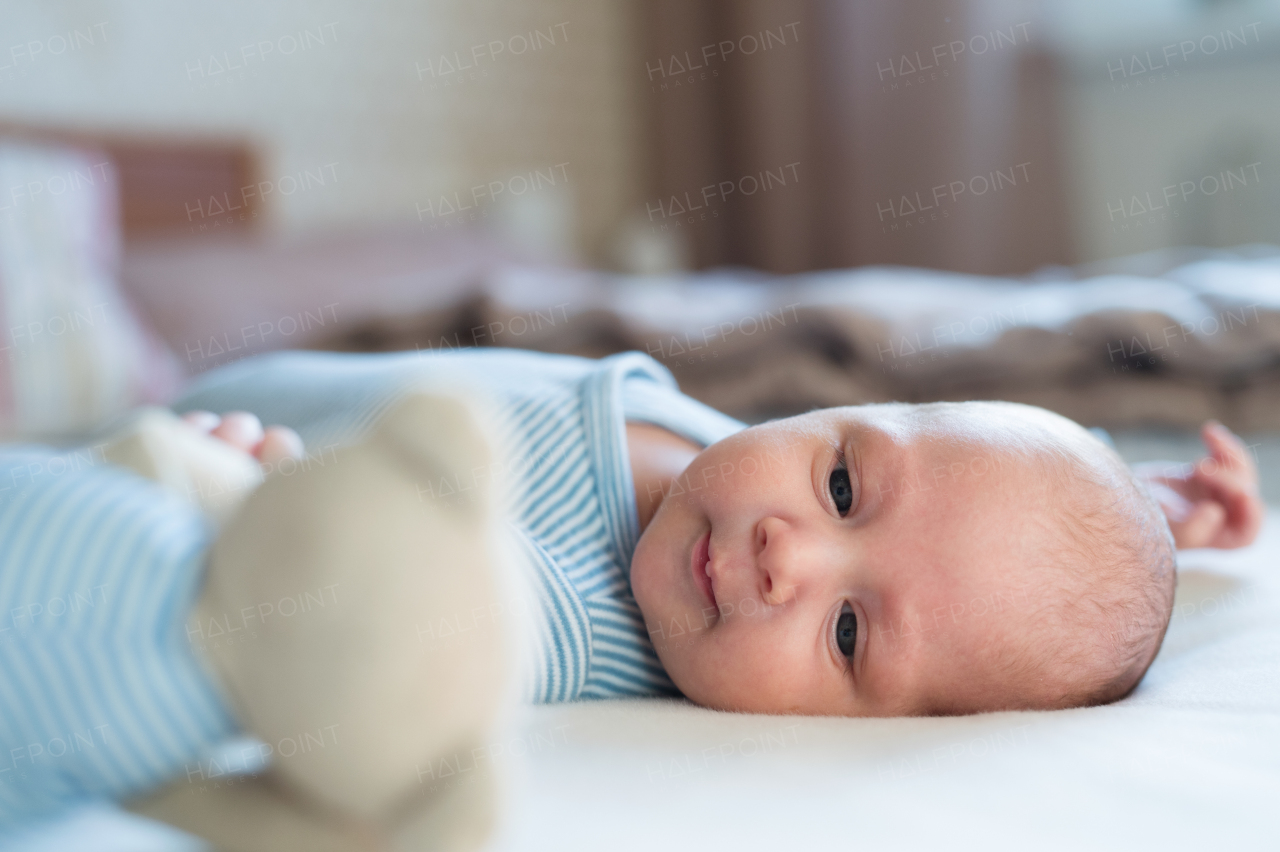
{"left": 0, "top": 122, "right": 260, "bottom": 239}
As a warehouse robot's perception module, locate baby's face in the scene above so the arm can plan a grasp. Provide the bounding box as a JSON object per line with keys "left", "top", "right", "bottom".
{"left": 630, "top": 403, "right": 1063, "bottom": 716}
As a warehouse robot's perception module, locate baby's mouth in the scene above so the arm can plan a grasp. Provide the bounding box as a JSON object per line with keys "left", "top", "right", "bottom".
{"left": 690, "top": 529, "right": 717, "bottom": 612}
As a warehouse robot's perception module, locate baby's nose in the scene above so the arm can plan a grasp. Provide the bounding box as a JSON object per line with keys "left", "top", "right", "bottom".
{"left": 756, "top": 517, "right": 801, "bottom": 606}
{"left": 763, "top": 577, "right": 798, "bottom": 607}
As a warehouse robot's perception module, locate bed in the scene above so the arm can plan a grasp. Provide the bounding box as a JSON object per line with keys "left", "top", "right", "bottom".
{"left": 3, "top": 430, "right": 1276, "bottom": 852}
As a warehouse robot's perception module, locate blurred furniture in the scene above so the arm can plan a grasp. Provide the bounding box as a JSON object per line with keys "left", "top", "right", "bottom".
{"left": 0, "top": 135, "right": 182, "bottom": 440}
{"left": 319, "top": 245, "right": 1280, "bottom": 432}
{"left": 0, "top": 123, "right": 260, "bottom": 239}
{"left": 121, "top": 228, "right": 518, "bottom": 375}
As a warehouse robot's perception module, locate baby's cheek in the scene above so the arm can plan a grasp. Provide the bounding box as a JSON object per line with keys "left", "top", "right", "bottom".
{"left": 672, "top": 449, "right": 735, "bottom": 500}
{"left": 628, "top": 538, "right": 659, "bottom": 610}
{"left": 673, "top": 639, "right": 771, "bottom": 711}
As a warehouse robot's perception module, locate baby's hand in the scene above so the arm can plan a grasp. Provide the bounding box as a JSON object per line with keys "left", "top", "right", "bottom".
{"left": 1135, "top": 421, "right": 1264, "bottom": 550}
{"left": 181, "top": 410, "right": 304, "bottom": 467}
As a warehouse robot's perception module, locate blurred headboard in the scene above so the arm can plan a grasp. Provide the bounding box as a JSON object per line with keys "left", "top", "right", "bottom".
{"left": 0, "top": 122, "right": 260, "bottom": 239}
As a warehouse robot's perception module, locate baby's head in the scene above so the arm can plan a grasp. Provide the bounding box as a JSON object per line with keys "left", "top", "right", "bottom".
{"left": 630, "top": 401, "right": 1175, "bottom": 716}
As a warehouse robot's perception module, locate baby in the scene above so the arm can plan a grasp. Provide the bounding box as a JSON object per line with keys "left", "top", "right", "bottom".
{"left": 0, "top": 347, "right": 1263, "bottom": 847}
{"left": 171, "top": 349, "right": 1261, "bottom": 717}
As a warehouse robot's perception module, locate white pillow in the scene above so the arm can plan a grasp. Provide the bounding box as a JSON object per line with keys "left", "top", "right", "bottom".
{"left": 0, "top": 139, "right": 181, "bottom": 441}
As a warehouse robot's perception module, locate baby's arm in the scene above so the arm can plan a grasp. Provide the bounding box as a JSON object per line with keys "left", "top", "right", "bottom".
{"left": 1132, "top": 421, "right": 1264, "bottom": 550}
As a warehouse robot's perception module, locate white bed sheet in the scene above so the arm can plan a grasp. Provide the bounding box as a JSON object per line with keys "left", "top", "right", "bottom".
{"left": 4, "top": 442, "right": 1278, "bottom": 852}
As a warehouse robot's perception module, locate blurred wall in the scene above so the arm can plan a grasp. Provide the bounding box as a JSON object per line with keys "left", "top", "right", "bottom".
{"left": 1, "top": 0, "right": 1275, "bottom": 275}
{"left": 0, "top": 0, "right": 646, "bottom": 264}
{"left": 1052, "top": 10, "right": 1280, "bottom": 263}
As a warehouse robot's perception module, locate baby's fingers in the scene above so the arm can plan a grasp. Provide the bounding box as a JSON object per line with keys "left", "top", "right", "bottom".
{"left": 1191, "top": 457, "right": 1264, "bottom": 549}
{"left": 1170, "top": 500, "right": 1226, "bottom": 550}
{"left": 259, "top": 426, "right": 305, "bottom": 466}
{"left": 211, "top": 411, "right": 265, "bottom": 455}
{"left": 1200, "top": 421, "right": 1257, "bottom": 482}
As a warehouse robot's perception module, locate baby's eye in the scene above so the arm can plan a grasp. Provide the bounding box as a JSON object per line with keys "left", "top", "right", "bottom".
{"left": 829, "top": 466, "right": 854, "bottom": 516}
{"left": 835, "top": 602, "right": 857, "bottom": 658}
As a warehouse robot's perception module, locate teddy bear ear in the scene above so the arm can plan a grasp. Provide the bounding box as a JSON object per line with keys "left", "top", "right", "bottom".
{"left": 368, "top": 390, "right": 498, "bottom": 514}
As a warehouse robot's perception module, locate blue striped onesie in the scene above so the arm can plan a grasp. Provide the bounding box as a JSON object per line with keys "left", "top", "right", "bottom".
{"left": 0, "top": 349, "right": 744, "bottom": 822}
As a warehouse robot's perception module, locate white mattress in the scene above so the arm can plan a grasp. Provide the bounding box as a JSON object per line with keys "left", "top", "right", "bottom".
{"left": 4, "top": 435, "right": 1278, "bottom": 852}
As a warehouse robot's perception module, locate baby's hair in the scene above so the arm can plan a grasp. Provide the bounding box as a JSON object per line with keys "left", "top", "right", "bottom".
{"left": 1042, "top": 436, "right": 1177, "bottom": 706}
{"left": 980, "top": 404, "right": 1177, "bottom": 709}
